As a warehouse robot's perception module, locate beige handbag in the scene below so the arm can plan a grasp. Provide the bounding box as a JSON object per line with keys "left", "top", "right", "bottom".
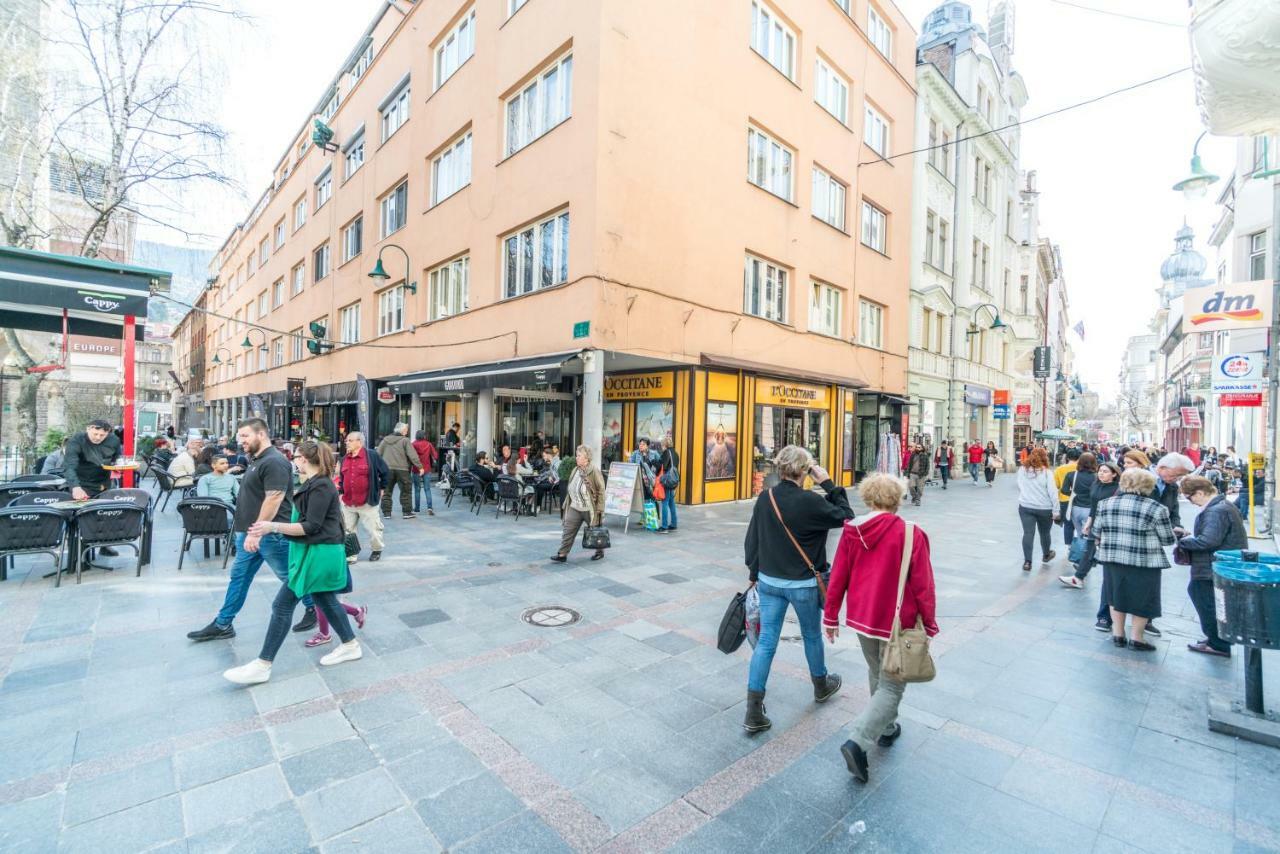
{"left": 880, "top": 521, "right": 936, "bottom": 683}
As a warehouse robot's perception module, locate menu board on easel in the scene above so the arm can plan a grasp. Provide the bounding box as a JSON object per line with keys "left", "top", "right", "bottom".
{"left": 603, "top": 462, "right": 643, "bottom": 531}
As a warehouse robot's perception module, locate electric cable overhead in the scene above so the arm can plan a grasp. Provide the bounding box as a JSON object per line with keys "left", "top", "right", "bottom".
{"left": 1048, "top": 0, "right": 1184, "bottom": 28}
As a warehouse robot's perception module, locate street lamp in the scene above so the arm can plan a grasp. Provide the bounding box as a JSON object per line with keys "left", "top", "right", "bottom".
{"left": 964, "top": 303, "right": 1007, "bottom": 336}
{"left": 368, "top": 244, "right": 418, "bottom": 296}
{"left": 241, "top": 327, "right": 268, "bottom": 352}
{"left": 1172, "top": 131, "right": 1220, "bottom": 200}
{"left": 210, "top": 347, "right": 232, "bottom": 365}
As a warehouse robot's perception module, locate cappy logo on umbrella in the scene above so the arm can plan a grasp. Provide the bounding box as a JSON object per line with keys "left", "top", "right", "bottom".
{"left": 1189, "top": 290, "right": 1265, "bottom": 326}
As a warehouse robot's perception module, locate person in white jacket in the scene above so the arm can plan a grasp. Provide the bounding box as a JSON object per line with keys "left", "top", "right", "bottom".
{"left": 1016, "top": 446, "right": 1059, "bottom": 571}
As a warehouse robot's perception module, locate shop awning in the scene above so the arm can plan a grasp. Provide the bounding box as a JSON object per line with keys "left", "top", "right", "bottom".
{"left": 389, "top": 352, "right": 580, "bottom": 395}
{"left": 0, "top": 245, "right": 168, "bottom": 341}
{"left": 865, "top": 392, "right": 912, "bottom": 406}
{"left": 700, "top": 354, "right": 869, "bottom": 389}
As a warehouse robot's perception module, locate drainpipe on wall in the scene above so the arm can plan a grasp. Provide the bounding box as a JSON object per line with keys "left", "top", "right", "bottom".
{"left": 947, "top": 120, "right": 965, "bottom": 443}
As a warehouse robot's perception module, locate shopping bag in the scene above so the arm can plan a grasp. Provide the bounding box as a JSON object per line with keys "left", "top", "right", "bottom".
{"left": 717, "top": 590, "right": 748, "bottom": 653}
{"left": 744, "top": 585, "right": 762, "bottom": 648}
{"left": 643, "top": 500, "right": 660, "bottom": 530}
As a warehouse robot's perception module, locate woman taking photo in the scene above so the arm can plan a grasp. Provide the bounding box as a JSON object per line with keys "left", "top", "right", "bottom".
{"left": 550, "top": 445, "right": 606, "bottom": 563}
{"left": 223, "top": 441, "right": 363, "bottom": 685}
{"left": 1177, "top": 475, "right": 1246, "bottom": 657}
{"left": 983, "top": 441, "right": 1001, "bottom": 486}
{"left": 823, "top": 474, "right": 937, "bottom": 783}
{"left": 1016, "top": 447, "right": 1058, "bottom": 571}
{"left": 742, "top": 446, "right": 853, "bottom": 734}
{"left": 1093, "top": 468, "right": 1175, "bottom": 651}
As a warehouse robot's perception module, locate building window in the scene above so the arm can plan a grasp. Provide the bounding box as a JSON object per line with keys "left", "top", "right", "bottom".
{"left": 867, "top": 4, "right": 892, "bottom": 58}
{"left": 1252, "top": 136, "right": 1269, "bottom": 173}
{"left": 1250, "top": 231, "right": 1267, "bottom": 280}
{"left": 860, "top": 200, "right": 886, "bottom": 252}
{"left": 435, "top": 9, "right": 475, "bottom": 90}
{"left": 297, "top": 135, "right": 310, "bottom": 159}
{"left": 313, "top": 243, "right": 331, "bottom": 282}
{"left": 380, "top": 78, "right": 411, "bottom": 142}
{"left": 937, "top": 219, "right": 949, "bottom": 272}
{"left": 811, "top": 166, "right": 845, "bottom": 230}
{"left": 290, "top": 328, "right": 303, "bottom": 362}
{"left": 432, "top": 131, "right": 472, "bottom": 206}
{"left": 339, "top": 303, "right": 361, "bottom": 345}
{"left": 349, "top": 43, "right": 373, "bottom": 81}
{"left": 810, "top": 281, "right": 841, "bottom": 336}
{"left": 973, "top": 157, "right": 993, "bottom": 206}
{"left": 319, "top": 90, "right": 339, "bottom": 120}
{"left": 272, "top": 278, "right": 284, "bottom": 308}
{"left": 291, "top": 262, "right": 305, "bottom": 296}
{"left": 293, "top": 197, "right": 306, "bottom": 231}
{"left": 743, "top": 254, "right": 788, "bottom": 322}
{"left": 380, "top": 181, "right": 408, "bottom": 238}
{"left": 342, "top": 215, "right": 363, "bottom": 263}
{"left": 864, "top": 103, "right": 890, "bottom": 157}
{"left": 922, "top": 307, "right": 945, "bottom": 353}
{"left": 504, "top": 52, "right": 573, "bottom": 157}
{"left": 981, "top": 243, "right": 990, "bottom": 290}
{"left": 259, "top": 237, "right": 269, "bottom": 266}
{"left": 272, "top": 338, "right": 284, "bottom": 367}
{"left": 1020, "top": 274, "right": 1029, "bottom": 314}
{"left": 925, "top": 211, "right": 936, "bottom": 267}
{"left": 508, "top": 0, "right": 529, "bottom": 16}
{"left": 315, "top": 167, "right": 332, "bottom": 209}
{"left": 247, "top": 252, "right": 255, "bottom": 276}
{"left": 750, "top": 0, "right": 796, "bottom": 81}
{"left": 344, "top": 133, "right": 365, "bottom": 179}
{"left": 747, "top": 126, "right": 794, "bottom": 202}
{"left": 257, "top": 291, "right": 268, "bottom": 317}
{"left": 814, "top": 58, "right": 849, "bottom": 125}
{"left": 429, "top": 255, "right": 470, "bottom": 320}
{"left": 833, "top": 0, "right": 850, "bottom": 13}
{"left": 503, "top": 210, "right": 569, "bottom": 298}
{"left": 859, "top": 299, "right": 884, "bottom": 349}
{"left": 257, "top": 345, "right": 268, "bottom": 373}
{"left": 274, "top": 220, "right": 285, "bottom": 249}
{"left": 377, "top": 285, "right": 404, "bottom": 336}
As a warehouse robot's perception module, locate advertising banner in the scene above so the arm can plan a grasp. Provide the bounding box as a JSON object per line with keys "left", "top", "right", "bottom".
{"left": 993, "top": 404, "right": 1011, "bottom": 419}
{"left": 1180, "top": 406, "right": 1202, "bottom": 427}
{"left": 1220, "top": 393, "right": 1262, "bottom": 407}
{"left": 1183, "top": 281, "right": 1271, "bottom": 333}
{"left": 1212, "top": 351, "right": 1264, "bottom": 393}
{"left": 356, "top": 373, "right": 372, "bottom": 438}
{"left": 1033, "top": 346, "right": 1052, "bottom": 378}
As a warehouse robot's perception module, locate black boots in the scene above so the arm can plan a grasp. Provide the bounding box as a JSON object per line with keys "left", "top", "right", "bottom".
{"left": 841, "top": 739, "right": 869, "bottom": 782}
{"left": 812, "top": 672, "right": 843, "bottom": 703}
{"left": 743, "top": 691, "right": 772, "bottom": 733}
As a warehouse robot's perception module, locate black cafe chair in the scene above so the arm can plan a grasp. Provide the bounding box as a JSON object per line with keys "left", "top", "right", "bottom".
{"left": 0, "top": 506, "right": 66, "bottom": 583}
{"left": 495, "top": 477, "right": 524, "bottom": 519}
{"left": 151, "top": 468, "right": 182, "bottom": 512}
{"left": 72, "top": 502, "right": 146, "bottom": 584}
{"left": 101, "top": 488, "right": 156, "bottom": 566}
{"left": 13, "top": 474, "right": 56, "bottom": 482}
{"left": 445, "top": 470, "right": 474, "bottom": 509}
{"left": 9, "top": 491, "right": 73, "bottom": 507}
{"left": 175, "top": 498, "right": 234, "bottom": 571}
{"left": 0, "top": 483, "right": 48, "bottom": 507}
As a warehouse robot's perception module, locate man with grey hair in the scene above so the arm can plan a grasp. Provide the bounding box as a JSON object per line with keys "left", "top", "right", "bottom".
{"left": 339, "top": 431, "right": 390, "bottom": 561}
{"left": 1139, "top": 451, "right": 1194, "bottom": 638}
{"left": 376, "top": 422, "right": 422, "bottom": 519}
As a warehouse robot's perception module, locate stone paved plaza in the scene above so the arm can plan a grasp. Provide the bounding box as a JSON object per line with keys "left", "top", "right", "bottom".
{"left": 1, "top": 475, "right": 1277, "bottom": 853}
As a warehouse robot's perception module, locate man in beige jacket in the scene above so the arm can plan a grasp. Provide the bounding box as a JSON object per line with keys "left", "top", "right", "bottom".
{"left": 376, "top": 422, "right": 422, "bottom": 518}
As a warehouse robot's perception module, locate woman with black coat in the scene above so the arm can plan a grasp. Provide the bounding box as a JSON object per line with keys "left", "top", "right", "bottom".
{"left": 1177, "top": 476, "right": 1247, "bottom": 657}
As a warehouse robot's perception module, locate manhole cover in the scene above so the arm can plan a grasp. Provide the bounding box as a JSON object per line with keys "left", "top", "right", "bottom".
{"left": 520, "top": 606, "right": 582, "bottom": 628}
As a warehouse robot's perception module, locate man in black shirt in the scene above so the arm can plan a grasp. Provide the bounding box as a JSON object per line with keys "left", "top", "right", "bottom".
{"left": 188, "top": 418, "right": 306, "bottom": 641}
{"left": 63, "top": 419, "right": 122, "bottom": 499}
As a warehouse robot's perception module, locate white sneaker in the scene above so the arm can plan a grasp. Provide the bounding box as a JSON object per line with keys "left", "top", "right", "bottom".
{"left": 319, "top": 640, "right": 363, "bottom": 666}
{"left": 1058, "top": 575, "right": 1084, "bottom": 589}
{"left": 223, "top": 659, "right": 272, "bottom": 685}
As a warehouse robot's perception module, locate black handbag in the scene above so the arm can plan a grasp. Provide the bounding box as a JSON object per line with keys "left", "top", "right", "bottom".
{"left": 344, "top": 531, "right": 361, "bottom": 558}
{"left": 582, "top": 525, "right": 611, "bottom": 550}
{"left": 717, "top": 590, "right": 748, "bottom": 654}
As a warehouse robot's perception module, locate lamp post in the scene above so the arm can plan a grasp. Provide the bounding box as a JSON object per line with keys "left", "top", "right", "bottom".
{"left": 963, "top": 303, "right": 1007, "bottom": 336}
{"left": 209, "top": 347, "right": 232, "bottom": 366}
{"left": 369, "top": 244, "right": 418, "bottom": 328}
{"left": 1172, "top": 131, "right": 1221, "bottom": 201}
{"left": 242, "top": 328, "right": 268, "bottom": 372}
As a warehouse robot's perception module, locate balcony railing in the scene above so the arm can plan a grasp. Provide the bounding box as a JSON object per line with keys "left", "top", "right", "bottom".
{"left": 908, "top": 347, "right": 951, "bottom": 378}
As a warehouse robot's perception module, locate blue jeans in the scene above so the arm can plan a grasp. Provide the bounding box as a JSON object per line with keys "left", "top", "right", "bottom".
{"left": 215, "top": 532, "right": 300, "bottom": 627}
{"left": 747, "top": 581, "right": 827, "bottom": 693}
{"left": 968, "top": 462, "right": 980, "bottom": 482}
{"left": 659, "top": 490, "right": 677, "bottom": 529}
{"left": 412, "top": 472, "right": 433, "bottom": 511}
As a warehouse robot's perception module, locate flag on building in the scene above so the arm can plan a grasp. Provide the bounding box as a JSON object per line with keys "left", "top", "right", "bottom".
{"left": 1073, "top": 321, "right": 1085, "bottom": 339}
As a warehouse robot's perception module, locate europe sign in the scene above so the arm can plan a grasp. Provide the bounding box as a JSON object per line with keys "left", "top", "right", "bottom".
{"left": 1182, "top": 281, "right": 1271, "bottom": 334}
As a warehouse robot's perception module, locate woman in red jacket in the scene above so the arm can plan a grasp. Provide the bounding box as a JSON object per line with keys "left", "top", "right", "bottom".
{"left": 823, "top": 473, "right": 938, "bottom": 783}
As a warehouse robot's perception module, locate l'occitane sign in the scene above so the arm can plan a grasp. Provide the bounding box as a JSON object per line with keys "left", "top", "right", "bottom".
{"left": 755, "top": 378, "right": 829, "bottom": 408}
{"left": 605, "top": 371, "right": 674, "bottom": 400}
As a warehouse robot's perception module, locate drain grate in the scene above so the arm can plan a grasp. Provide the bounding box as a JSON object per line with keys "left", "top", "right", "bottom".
{"left": 520, "top": 605, "right": 582, "bottom": 628}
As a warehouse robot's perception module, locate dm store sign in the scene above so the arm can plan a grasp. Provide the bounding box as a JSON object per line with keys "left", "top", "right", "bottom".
{"left": 1212, "top": 351, "right": 1264, "bottom": 393}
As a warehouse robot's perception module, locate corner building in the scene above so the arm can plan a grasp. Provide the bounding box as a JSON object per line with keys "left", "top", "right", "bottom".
{"left": 197, "top": 0, "right": 917, "bottom": 504}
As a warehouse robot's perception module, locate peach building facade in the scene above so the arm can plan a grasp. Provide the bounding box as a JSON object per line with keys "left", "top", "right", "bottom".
{"left": 193, "top": 0, "right": 917, "bottom": 504}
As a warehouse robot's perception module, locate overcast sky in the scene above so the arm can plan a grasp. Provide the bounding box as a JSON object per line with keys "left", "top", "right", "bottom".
{"left": 192, "top": 0, "right": 1233, "bottom": 401}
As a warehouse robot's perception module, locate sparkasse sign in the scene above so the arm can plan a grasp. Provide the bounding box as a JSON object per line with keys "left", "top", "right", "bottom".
{"left": 1212, "top": 351, "right": 1264, "bottom": 393}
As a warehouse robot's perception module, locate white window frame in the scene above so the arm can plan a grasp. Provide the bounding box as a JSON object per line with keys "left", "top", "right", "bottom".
{"left": 832, "top": 0, "right": 851, "bottom": 13}
{"left": 380, "top": 78, "right": 411, "bottom": 143}
{"left": 272, "top": 338, "right": 284, "bottom": 368}
{"left": 1250, "top": 231, "right": 1268, "bottom": 280}
{"left": 320, "top": 90, "right": 339, "bottom": 121}
{"left": 861, "top": 200, "right": 886, "bottom": 252}
{"left": 810, "top": 281, "right": 842, "bottom": 337}
{"left": 432, "top": 131, "right": 472, "bottom": 206}
{"left": 864, "top": 103, "right": 890, "bottom": 157}
{"left": 814, "top": 57, "right": 849, "bottom": 125}
{"left": 291, "top": 262, "right": 305, "bottom": 296}
{"left": 376, "top": 285, "right": 404, "bottom": 337}
{"left": 380, "top": 181, "right": 408, "bottom": 238}
{"left": 257, "top": 291, "right": 268, "bottom": 317}
{"left": 293, "top": 197, "right": 307, "bottom": 231}
{"left": 258, "top": 237, "right": 269, "bottom": 266}
{"left": 434, "top": 9, "right": 476, "bottom": 91}
{"left": 274, "top": 220, "right": 285, "bottom": 249}
{"left": 290, "top": 328, "right": 304, "bottom": 362}
{"left": 747, "top": 126, "right": 794, "bottom": 203}
{"left": 859, "top": 298, "right": 884, "bottom": 349}
{"left": 504, "top": 52, "right": 573, "bottom": 157}
{"left": 811, "top": 166, "right": 846, "bottom": 231}
{"left": 315, "top": 167, "right": 332, "bottom": 209}
{"left": 344, "top": 133, "right": 365, "bottom": 179}
{"left": 349, "top": 43, "right": 373, "bottom": 82}
{"left": 272, "top": 278, "right": 284, "bottom": 308}
{"left": 502, "top": 210, "right": 569, "bottom": 299}
{"left": 429, "top": 255, "right": 470, "bottom": 320}
{"left": 750, "top": 0, "right": 796, "bottom": 81}
{"left": 743, "top": 254, "right": 788, "bottom": 322}
{"left": 508, "top": 0, "right": 529, "bottom": 16}
{"left": 342, "top": 215, "right": 363, "bottom": 263}
{"left": 339, "top": 302, "right": 361, "bottom": 345}
{"left": 868, "top": 5, "right": 892, "bottom": 58}
{"left": 313, "top": 242, "right": 331, "bottom": 282}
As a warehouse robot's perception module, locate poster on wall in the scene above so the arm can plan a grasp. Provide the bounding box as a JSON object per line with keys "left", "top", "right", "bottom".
{"left": 602, "top": 403, "right": 623, "bottom": 463}
{"left": 705, "top": 402, "right": 738, "bottom": 480}
{"left": 636, "top": 401, "right": 673, "bottom": 446}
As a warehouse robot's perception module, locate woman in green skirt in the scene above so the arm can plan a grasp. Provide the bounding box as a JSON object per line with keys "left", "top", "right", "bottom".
{"left": 224, "top": 441, "right": 362, "bottom": 684}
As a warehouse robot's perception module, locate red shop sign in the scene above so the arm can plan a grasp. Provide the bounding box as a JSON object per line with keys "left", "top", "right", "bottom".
{"left": 1220, "top": 393, "right": 1263, "bottom": 407}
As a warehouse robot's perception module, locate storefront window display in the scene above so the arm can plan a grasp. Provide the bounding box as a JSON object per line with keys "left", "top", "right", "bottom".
{"left": 705, "top": 401, "right": 737, "bottom": 480}
{"left": 751, "top": 379, "right": 831, "bottom": 493}
{"left": 496, "top": 396, "right": 574, "bottom": 453}
{"left": 602, "top": 402, "right": 623, "bottom": 465}
{"left": 635, "top": 400, "right": 673, "bottom": 447}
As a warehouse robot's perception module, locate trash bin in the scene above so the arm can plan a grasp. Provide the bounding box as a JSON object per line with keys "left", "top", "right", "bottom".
{"left": 1212, "top": 550, "right": 1280, "bottom": 715}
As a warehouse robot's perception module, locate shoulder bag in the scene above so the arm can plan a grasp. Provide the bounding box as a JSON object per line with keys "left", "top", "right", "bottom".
{"left": 880, "top": 521, "right": 936, "bottom": 683}
{"left": 767, "top": 488, "right": 828, "bottom": 604}
{"left": 717, "top": 589, "right": 748, "bottom": 654}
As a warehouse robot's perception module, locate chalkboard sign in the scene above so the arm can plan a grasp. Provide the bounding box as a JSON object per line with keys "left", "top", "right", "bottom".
{"left": 603, "top": 462, "right": 642, "bottom": 520}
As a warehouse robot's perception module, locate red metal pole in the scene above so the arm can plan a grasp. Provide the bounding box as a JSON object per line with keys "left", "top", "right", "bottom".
{"left": 123, "top": 315, "right": 136, "bottom": 488}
